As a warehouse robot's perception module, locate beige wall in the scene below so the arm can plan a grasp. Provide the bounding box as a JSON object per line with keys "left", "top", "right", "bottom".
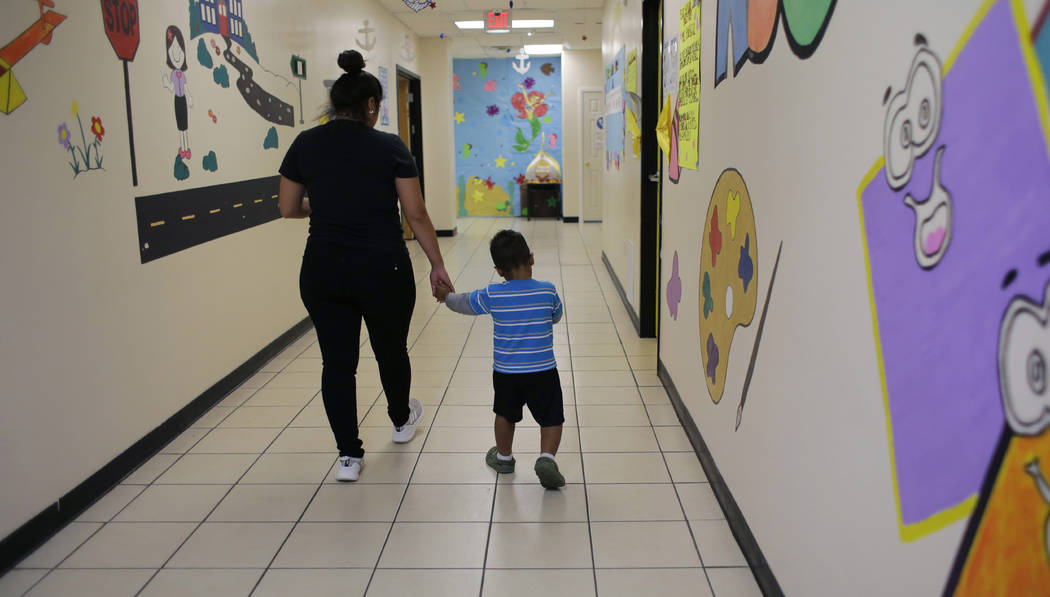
{"left": 418, "top": 38, "right": 457, "bottom": 233}
{"left": 657, "top": 0, "right": 1050, "bottom": 594}
{"left": 0, "top": 0, "right": 419, "bottom": 538}
{"left": 560, "top": 50, "right": 604, "bottom": 221}
{"left": 601, "top": 0, "right": 644, "bottom": 309}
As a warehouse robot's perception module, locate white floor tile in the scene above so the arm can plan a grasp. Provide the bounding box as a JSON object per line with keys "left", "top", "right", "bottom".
{"left": 377, "top": 523, "right": 489, "bottom": 568}
{"left": 24, "top": 569, "right": 153, "bottom": 597}
{"left": 367, "top": 569, "right": 482, "bottom": 597}
{"left": 138, "top": 569, "right": 262, "bottom": 597}
{"left": 705, "top": 567, "right": 762, "bottom": 597}
{"left": 253, "top": 569, "right": 370, "bottom": 597}
{"left": 76, "top": 485, "right": 145, "bottom": 523}
{"left": 482, "top": 569, "right": 596, "bottom": 597}
{"left": 692, "top": 519, "right": 748, "bottom": 567}
{"left": 396, "top": 484, "right": 495, "bottom": 522}
{"left": 591, "top": 521, "right": 701, "bottom": 568}
{"left": 595, "top": 568, "right": 712, "bottom": 597}
{"left": 271, "top": 522, "right": 388, "bottom": 568}
{"left": 486, "top": 522, "right": 592, "bottom": 568}
{"left": 115, "top": 485, "right": 230, "bottom": 522}
{"left": 17, "top": 523, "right": 101, "bottom": 568}
{"left": 61, "top": 522, "right": 196, "bottom": 568}
{"left": 167, "top": 522, "right": 293, "bottom": 568}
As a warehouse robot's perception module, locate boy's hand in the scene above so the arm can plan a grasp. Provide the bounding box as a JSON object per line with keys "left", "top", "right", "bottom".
{"left": 434, "top": 282, "right": 451, "bottom": 303}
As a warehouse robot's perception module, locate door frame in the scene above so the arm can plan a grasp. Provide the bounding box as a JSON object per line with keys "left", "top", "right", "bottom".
{"left": 637, "top": 0, "right": 662, "bottom": 338}
{"left": 395, "top": 66, "right": 424, "bottom": 195}
{"left": 578, "top": 86, "right": 603, "bottom": 223}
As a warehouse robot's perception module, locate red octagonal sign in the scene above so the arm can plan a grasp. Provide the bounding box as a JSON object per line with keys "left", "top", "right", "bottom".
{"left": 100, "top": 0, "right": 139, "bottom": 61}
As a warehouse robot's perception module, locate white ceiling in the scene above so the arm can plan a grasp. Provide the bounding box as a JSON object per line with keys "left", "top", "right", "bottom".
{"left": 377, "top": 0, "right": 604, "bottom": 57}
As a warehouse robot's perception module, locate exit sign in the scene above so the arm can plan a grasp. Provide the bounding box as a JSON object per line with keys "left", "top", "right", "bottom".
{"left": 487, "top": 10, "right": 509, "bottom": 30}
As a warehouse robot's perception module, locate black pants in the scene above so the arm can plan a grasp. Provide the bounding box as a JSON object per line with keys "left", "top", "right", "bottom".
{"left": 299, "top": 247, "right": 416, "bottom": 458}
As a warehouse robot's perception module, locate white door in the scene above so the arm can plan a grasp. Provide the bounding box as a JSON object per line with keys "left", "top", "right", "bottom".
{"left": 581, "top": 90, "right": 605, "bottom": 222}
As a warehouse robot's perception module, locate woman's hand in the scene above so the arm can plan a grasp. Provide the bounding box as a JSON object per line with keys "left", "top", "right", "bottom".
{"left": 430, "top": 266, "right": 454, "bottom": 300}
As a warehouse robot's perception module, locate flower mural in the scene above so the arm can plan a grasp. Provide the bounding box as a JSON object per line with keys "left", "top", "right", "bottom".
{"left": 90, "top": 116, "right": 105, "bottom": 142}
{"left": 57, "top": 103, "right": 104, "bottom": 177}
{"left": 57, "top": 123, "right": 70, "bottom": 150}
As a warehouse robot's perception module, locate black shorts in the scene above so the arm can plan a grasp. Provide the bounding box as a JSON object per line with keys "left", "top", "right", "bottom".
{"left": 492, "top": 368, "right": 565, "bottom": 427}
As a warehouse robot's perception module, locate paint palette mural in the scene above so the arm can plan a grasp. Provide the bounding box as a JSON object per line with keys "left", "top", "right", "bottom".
{"left": 856, "top": 0, "right": 1050, "bottom": 542}
{"left": 699, "top": 169, "right": 758, "bottom": 404}
{"left": 453, "top": 57, "right": 561, "bottom": 216}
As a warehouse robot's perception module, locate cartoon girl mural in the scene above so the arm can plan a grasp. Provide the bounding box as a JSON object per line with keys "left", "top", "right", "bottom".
{"left": 162, "top": 26, "right": 192, "bottom": 159}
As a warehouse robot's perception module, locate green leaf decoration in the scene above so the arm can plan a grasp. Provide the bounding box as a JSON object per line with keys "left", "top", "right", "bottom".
{"left": 515, "top": 128, "right": 528, "bottom": 145}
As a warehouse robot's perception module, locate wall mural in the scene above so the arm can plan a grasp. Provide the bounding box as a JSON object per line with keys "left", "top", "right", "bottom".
{"left": 699, "top": 169, "right": 759, "bottom": 404}
{"left": 604, "top": 48, "right": 625, "bottom": 170}
{"left": 133, "top": 0, "right": 293, "bottom": 261}
{"left": 1036, "top": 1, "right": 1050, "bottom": 95}
{"left": 0, "top": 0, "right": 66, "bottom": 115}
{"left": 856, "top": 0, "right": 1050, "bottom": 558}
{"left": 453, "top": 56, "right": 561, "bottom": 216}
{"left": 667, "top": 250, "right": 682, "bottom": 320}
{"left": 714, "top": 0, "right": 836, "bottom": 87}
{"left": 188, "top": 0, "right": 294, "bottom": 129}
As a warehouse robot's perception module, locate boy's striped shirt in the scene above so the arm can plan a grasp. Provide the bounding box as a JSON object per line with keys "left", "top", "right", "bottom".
{"left": 467, "top": 279, "right": 563, "bottom": 373}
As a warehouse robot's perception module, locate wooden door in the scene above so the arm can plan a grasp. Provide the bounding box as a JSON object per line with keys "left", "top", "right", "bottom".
{"left": 397, "top": 75, "right": 414, "bottom": 239}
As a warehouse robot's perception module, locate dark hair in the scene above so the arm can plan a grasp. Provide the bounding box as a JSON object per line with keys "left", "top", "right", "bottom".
{"left": 490, "top": 230, "right": 531, "bottom": 273}
{"left": 165, "top": 26, "right": 187, "bottom": 72}
{"left": 330, "top": 50, "right": 383, "bottom": 120}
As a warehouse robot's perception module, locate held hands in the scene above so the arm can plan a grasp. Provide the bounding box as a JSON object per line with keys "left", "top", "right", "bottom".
{"left": 434, "top": 281, "right": 452, "bottom": 303}
{"left": 430, "top": 266, "right": 454, "bottom": 302}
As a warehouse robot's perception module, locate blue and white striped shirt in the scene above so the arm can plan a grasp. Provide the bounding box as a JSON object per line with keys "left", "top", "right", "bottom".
{"left": 448, "top": 279, "right": 563, "bottom": 374}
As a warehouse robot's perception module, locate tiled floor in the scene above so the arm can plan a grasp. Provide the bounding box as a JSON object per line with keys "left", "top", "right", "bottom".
{"left": 2, "top": 220, "right": 761, "bottom": 597}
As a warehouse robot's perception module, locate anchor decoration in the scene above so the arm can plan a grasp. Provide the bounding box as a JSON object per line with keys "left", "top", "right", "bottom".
{"left": 400, "top": 34, "right": 416, "bottom": 61}
{"left": 512, "top": 49, "right": 530, "bottom": 75}
{"left": 356, "top": 20, "right": 376, "bottom": 52}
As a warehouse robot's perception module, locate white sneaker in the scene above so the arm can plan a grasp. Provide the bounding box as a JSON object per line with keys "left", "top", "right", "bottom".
{"left": 392, "top": 399, "right": 424, "bottom": 443}
{"left": 336, "top": 456, "right": 363, "bottom": 482}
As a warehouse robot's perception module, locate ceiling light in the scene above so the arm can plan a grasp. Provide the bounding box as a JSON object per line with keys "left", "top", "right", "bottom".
{"left": 512, "top": 19, "right": 555, "bottom": 28}
{"left": 455, "top": 20, "right": 484, "bottom": 29}
{"left": 487, "top": 29, "right": 510, "bottom": 33}
{"left": 523, "top": 43, "right": 562, "bottom": 55}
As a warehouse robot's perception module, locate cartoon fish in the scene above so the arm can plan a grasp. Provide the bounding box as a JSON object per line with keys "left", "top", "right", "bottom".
{"left": 479, "top": 62, "right": 488, "bottom": 77}
{"left": 461, "top": 144, "right": 472, "bottom": 158}
{"left": 484, "top": 80, "right": 497, "bottom": 92}
{"left": 541, "top": 63, "right": 555, "bottom": 76}
{"left": 548, "top": 134, "right": 558, "bottom": 150}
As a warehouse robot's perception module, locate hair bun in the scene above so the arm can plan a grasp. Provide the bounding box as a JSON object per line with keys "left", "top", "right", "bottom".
{"left": 338, "top": 50, "right": 365, "bottom": 75}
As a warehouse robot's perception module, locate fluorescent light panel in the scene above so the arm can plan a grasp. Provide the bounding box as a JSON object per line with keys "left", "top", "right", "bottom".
{"left": 487, "top": 29, "right": 510, "bottom": 33}
{"left": 512, "top": 19, "right": 554, "bottom": 28}
{"left": 523, "top": 43, "right": 562, "bottom": 54}
{"left": 455, "top": 20, "right": 484, "bottom": 29}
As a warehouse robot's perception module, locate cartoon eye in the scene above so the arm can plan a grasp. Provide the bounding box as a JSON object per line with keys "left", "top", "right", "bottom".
{"left": 900, "top": 121, "right": 911, "bottom": 148}
{"left": 1030, "top": 349, "right": 1047, "bottom": 395}
{"left": 918, "top": 99, "right": 931, "bottom": 129}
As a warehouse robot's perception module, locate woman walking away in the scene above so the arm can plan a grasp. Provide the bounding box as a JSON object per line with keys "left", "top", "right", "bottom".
{"left": 277, "top": 49, "right": 454, "bottom": 482}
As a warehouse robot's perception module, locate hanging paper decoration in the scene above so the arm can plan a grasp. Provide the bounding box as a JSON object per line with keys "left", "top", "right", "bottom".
{"left": 402, "top": 0, "right": 434, "bottom": 11}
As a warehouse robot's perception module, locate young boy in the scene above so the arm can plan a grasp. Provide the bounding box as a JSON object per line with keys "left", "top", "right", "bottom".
{"left": 435, "top": 230, "right": 566, "bottom": 489}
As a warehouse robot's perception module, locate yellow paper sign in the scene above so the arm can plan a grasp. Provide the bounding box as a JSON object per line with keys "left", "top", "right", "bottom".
{"left": 626, "top": 49, "right": 639, "bottom": 94}
{"left": 677, "top": 0, "right": 700, "bottom": 170}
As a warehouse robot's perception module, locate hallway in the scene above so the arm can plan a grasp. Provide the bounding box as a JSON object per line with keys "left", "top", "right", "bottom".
{"left": 1, "top": 221, "right": 759, "bottom": 597}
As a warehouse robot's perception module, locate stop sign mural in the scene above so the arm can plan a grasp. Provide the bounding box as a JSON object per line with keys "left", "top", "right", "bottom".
{"left": 100, "top": 0, "right": 139, "bottom": 60}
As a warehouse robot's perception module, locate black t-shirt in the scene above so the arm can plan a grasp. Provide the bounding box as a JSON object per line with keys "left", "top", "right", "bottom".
{"left": 279, "top": 120, "right": 418, "bottom": 255}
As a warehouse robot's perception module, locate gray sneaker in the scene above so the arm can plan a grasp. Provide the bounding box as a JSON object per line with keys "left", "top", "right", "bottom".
{"left": 534, "top": 456, "right": 565, "bottom": 489}
{"left": 486, "top": 446, "right": 516, "bottom": 473}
